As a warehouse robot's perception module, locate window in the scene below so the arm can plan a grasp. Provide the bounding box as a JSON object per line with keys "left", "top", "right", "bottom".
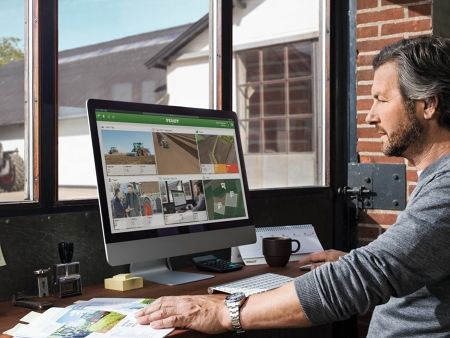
{"left": 57, "top": 0, "right": 209, "bottom": 201}
{"left": 0, "top": 0, "right": 328, "bottom": 214}
{"left": 0, "top": 1, "right": 27, "bottom": 203}
{"left": 232, "top": 0, "right": 323, "bottom": 189}
{"left": 236, "top": 41, "right": 316, "bottom": 154}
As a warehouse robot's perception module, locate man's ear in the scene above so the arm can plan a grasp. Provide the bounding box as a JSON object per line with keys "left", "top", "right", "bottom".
{"left": 423, "top": 96, "right": 439, "bottom": 120}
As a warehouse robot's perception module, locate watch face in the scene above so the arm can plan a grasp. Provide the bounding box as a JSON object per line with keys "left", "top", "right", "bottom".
{"left": 225, "top": 292, "right": 246, "bottom": 302}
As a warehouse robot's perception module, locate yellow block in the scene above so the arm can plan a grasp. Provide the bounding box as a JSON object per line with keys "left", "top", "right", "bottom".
{"left": 104, "top": 273, "right": 143, "bottom": 291}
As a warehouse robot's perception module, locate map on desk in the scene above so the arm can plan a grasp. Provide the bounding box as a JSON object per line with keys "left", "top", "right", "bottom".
{"left": 11, "top": 298, "right": 173, "bottom": 338}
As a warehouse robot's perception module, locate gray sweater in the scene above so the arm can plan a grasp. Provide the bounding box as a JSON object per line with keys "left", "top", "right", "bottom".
{"left": 295, "top": 153, "right": 450, "bottom": 337}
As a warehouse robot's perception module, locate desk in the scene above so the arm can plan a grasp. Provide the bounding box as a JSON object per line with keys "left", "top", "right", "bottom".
{"left": 0, "top": 262, "right": 331, "bottom": 337}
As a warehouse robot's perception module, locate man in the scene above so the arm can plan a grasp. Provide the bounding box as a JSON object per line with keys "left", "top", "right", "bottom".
{"left": 113, "top": 188, "right": 126, "bottom": 218}
{"left": 189, "top": 181, "right": 206, "bottom": 212}
{"left": 135, "top": 36, "right": 450, "bottom": 336}
{"left": 125, "top": 184, "right": 141, "bottom": 217}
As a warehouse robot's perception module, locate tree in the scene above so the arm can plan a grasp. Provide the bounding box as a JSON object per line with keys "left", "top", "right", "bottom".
{"left": 0, "top": 37, "right": 24, "bottom": 67}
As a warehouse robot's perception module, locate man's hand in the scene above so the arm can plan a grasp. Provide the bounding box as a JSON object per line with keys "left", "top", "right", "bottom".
{"left": 298, "top": 249, "right": 348, "bottom": 270}
{"left": 134, "top": 295, "right": 231, "bottom": 334}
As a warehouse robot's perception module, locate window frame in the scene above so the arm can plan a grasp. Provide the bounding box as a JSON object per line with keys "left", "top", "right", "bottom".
{"left": 0, "top": 0, "right": 345, "bottom": 219}
{"left": 235, "top": 40, "right": 319, "bottom": 155}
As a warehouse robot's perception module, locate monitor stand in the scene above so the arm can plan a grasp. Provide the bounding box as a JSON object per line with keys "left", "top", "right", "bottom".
{"left": 130, "top": 258, "right": 214, "bottom": 286}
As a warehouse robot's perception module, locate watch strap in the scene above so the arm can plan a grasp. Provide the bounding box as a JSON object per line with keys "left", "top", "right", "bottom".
{"left": 227, "top": 300, "right": 245, "bottom": 333}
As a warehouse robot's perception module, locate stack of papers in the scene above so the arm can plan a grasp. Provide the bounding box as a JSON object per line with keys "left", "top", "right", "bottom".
{"left": 10, "top": 298, "right": 174, "bottom": 338}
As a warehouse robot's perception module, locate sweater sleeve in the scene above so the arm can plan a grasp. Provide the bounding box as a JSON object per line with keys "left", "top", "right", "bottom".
{"left": 295, "top": 169, "right": 450, "bottom": 325}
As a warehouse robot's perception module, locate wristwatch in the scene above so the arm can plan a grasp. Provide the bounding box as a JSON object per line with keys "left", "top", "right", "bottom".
{"left": 224, "top": 292, "right": 247, "bottom": 333}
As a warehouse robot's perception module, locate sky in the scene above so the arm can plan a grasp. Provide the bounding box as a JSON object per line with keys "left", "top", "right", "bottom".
{"left": 101, "top": 129, "right": 155, "bottom": 154}
{"left": 1, "top": 0, "right": 208, "bottom": 51}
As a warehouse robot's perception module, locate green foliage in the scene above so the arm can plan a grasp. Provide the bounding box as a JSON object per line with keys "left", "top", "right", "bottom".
{"left": 221, "top": 135, "right": 234, "bottom": 144}
{"left": 0, "top": 37, "right": 24, "bottom": 67}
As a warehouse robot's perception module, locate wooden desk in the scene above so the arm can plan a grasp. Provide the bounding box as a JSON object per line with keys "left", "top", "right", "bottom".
{"left": 0, "top": 262, "right": 331, "bottom": 337}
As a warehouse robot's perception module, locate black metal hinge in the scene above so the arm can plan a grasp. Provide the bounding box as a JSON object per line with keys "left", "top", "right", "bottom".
{"left": 338, "top": 163, "right": 406, "bottom": 211}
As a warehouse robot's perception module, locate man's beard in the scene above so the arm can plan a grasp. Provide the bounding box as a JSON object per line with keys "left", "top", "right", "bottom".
{"left": 378, "top": 106, "right": 423, "bottom": 157}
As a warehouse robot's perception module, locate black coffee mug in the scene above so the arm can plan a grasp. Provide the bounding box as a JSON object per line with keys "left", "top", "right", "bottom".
{"left": 58, "top": 242, "right": 74, "bottom": 263}
{"left": 262, "top": 237, "right": 300, "bottom": 267}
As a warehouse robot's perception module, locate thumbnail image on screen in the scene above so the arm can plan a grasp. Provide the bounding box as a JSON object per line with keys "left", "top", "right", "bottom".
{"left": 152, "top": 132, "right": 201, "bottom": 175}
{"left": 101, "top": 129, "right": 156, "bottom": 176}
{"left": 203, "top": 178, "right": 246, "bottom": 220}
{"left": 197, "top": 134, "right": 239, "bottom": 174}
{"left": 109, "top": 181, "right": 163, "bottom": 231}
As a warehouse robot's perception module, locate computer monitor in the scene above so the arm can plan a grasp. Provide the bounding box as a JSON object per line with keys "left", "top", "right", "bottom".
{"left": 86, "top": 99, "right": 256, "bottom": 285}
{"left": 171, "top": 190, "right": 187, "bottom": 211}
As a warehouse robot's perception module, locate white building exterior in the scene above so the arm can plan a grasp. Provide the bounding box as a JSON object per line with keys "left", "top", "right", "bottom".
{"left": 165, "top": 0, "right": 321, "bottom": 189}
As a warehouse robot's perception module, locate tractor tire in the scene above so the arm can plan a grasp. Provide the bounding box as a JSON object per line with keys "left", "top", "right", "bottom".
{"left": 143, "top": 200, "right": 152, "bottom": 216}
{"left": 0, "top": 153, "right": 25, "bottom": 192}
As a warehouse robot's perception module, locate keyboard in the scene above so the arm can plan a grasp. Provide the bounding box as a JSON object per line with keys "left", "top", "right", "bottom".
{"left": 207, "top": 273, "right": 294, "bottom": 296}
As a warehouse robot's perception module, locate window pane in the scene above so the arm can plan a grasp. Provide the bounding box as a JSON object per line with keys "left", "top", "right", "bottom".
{"left": 263, "top": 82, "right": 285, "bottom": 117}
{"left": 233, "top": 0, "right": 322, "bottom": 189}
{"left": 238, "top": 85, "right": 261, "bottom": 118}
{"left": 289, "top": 118, "right": 312, "bottom": 152}
{"left": 57, "top": 0, "right": 209, "bottom": 201}
{"left": 248, "top": 120, "right": 261, "bottom": 154}
{"left": 288, "top": 42, "right": 312, "bottom": 78}
{"left": 263, "top": 46, "right": 284, "bottom": 81}
{"left": 237, "top": 50, "right": 260, "bottom": 83}
{"left": 264, "top": 119, "right": 286, "bottom": 153}
{"left": 239, "top": 120, "right": 261, "bottom": 154}
{"left": 0, "top": 1, "right": 26, "bottom": 202}
{"left": 289, "top": 80, "right": 312, "bottom": 115}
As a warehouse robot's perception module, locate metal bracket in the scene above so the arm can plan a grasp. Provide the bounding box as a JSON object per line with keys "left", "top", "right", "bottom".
{"left": 339, "top": 163, "right": 406, "bottom": 210}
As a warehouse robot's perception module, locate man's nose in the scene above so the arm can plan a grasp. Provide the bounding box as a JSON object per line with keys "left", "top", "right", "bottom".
{"left": 365, "top": 102, "right": 378, "bottom": 124}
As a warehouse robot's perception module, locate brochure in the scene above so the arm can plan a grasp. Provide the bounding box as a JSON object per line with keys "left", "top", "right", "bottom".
{"left": 13, "top": 298, "right": 174, "bottom": 338}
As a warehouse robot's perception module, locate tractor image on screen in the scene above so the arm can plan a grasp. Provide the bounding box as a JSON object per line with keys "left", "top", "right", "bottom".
{"left": 108, "top": 146, "right": 119, "bottom": 154}
{"left": 126, "top": 142, "right": 151, "bottom": 156}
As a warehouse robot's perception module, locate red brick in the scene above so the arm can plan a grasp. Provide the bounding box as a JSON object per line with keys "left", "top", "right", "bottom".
{"left": 357, "top": 98, "right": 373, "bottom": 110}
{"left": 358, "top": 224, "right": 382, "bottom": 238}
{"left": 409, "top": 3, "right": 431, "bottom": 18}
{"left": 357, "top": 36, "right": 403, "bottom": 53}
{"left": 357, "top": 68, "right": 375, "bottom": 81}
{"left": 381, "top": 0, "right": 420, "bottom": 5}
{"left": 359, "top": 211, "right": 399, "bottom": 225}
{"left": 357, "top": 84, "right": 372, "bottom": 96}
{"left": 360, "top": 155, "right": 405, "bottom": 164}
{"left": 357, "top": 0, "right": 378, "bottom": 10}
{"left": 357, "top": 26, "right": 379, "bottom": 39}
{"left": 406, "top": 169, "right": 418, "bottom": 182}
{"left": 381, "top": 225, "right": 390, "bottom": 234}
{"left": 357, "top": 126, "right": 380, "bottom": 139}
{"left": 357, "top": 113, "right": 369, "bottom": 124}
{"left": 357, "top": 141, "right": 382, "bottom": 153}
{"left": 408, "top": 184, "right": 417, "bottom": 196}
{"left": 357, "top": 54, "right": 376, "bottom": 67}
{"left": 357, "top": 8, "right": 404, "bottom": 25}
{"left": 381, "top": 19, "right": 431, "bottom": 35}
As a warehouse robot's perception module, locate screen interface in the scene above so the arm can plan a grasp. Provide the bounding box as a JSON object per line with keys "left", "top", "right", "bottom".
{"left": 94, "top": 109, "right": 249, "bottom": 235}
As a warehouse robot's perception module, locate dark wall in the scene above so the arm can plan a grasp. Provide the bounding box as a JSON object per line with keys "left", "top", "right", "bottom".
{"left": 0, "top": 188, "right": 334, "bottom": 303}
{"left": 0, "top": 211, "right": 128, "bottom": 302}
{"left": 433, "top": 0, "right": 450, "bottom": 38}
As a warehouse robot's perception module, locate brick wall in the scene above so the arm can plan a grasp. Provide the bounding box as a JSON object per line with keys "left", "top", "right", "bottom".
{"left": 355, "top": 0, "right": 432, "bottom": 336}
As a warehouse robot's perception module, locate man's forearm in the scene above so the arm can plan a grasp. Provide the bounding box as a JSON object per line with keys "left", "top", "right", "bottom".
{"left": 240, "top": 281, "right": 312, "bottom": 330}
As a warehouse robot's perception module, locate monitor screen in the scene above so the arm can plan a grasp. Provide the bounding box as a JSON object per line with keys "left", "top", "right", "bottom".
{"left": 86, "top": 99, "right": 256, "bottom": 285}
{"left": 171, "top": 190, "right": 187, "bottom": 207}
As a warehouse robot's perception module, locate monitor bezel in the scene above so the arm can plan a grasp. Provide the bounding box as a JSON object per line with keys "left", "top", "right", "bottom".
{"left": 86, "top": 98, "right": 255, "bottom": 247}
